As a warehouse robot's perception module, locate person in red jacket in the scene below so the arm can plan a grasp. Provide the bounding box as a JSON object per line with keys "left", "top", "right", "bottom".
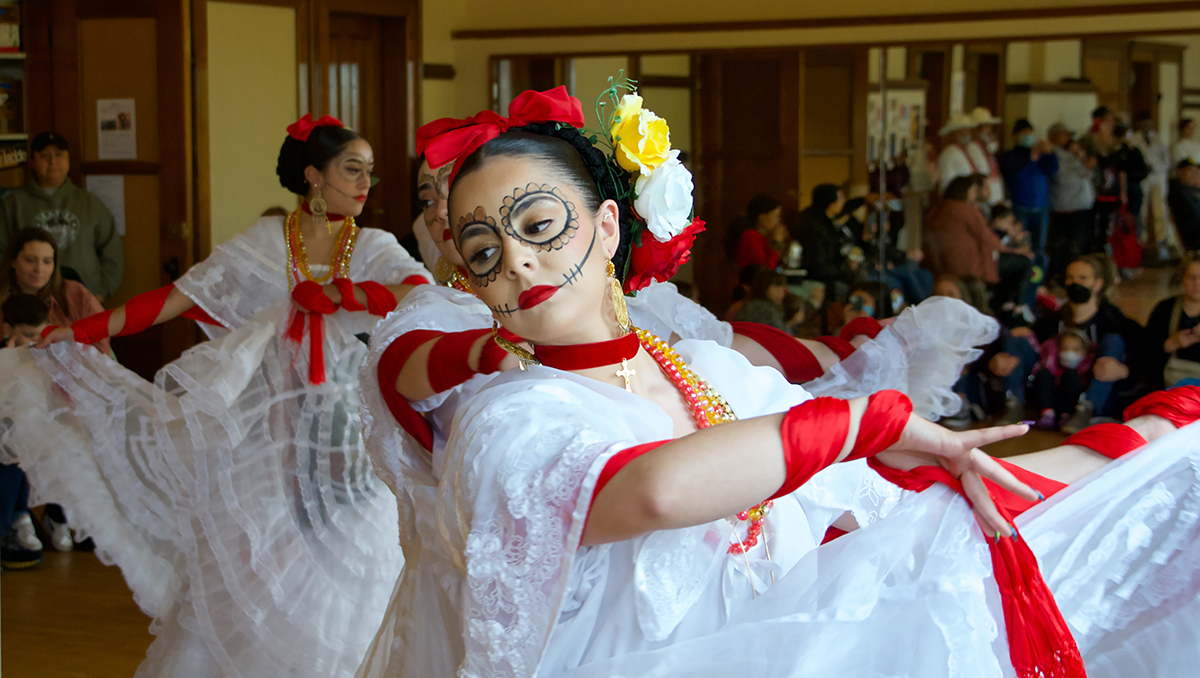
{"left": 924, "top": 174, "right": 1000, "bottom": 283}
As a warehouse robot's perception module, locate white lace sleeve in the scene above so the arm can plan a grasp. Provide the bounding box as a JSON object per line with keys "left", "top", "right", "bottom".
{"left": 175, "top": 217, "right": 289, "bottom": 327}
{"left": 439, "top": 380, "right": 645, "bottom": 678}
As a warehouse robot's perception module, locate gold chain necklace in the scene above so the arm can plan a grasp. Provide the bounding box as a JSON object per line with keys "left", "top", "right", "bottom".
{"left": 285, "top": 207, "right": 358, "bottom": 290}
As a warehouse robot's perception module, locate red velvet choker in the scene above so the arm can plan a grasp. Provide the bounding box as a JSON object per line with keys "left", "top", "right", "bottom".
{"left": 301, "top": 200, "right": 348, "bottom": 222}
{"left": 534, "top": 332, "right": 641, "bottom": 390}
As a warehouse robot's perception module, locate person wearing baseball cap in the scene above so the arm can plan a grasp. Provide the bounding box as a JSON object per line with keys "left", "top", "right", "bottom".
{"left": 0, "top": 131, "right": 122, "bottom": 301}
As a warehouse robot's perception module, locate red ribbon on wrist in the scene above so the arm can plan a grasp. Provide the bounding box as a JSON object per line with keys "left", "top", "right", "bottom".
{"left": 428, "top": 328, "right": 491, "bottom": 393}
{"left": 40, "top": 325, "right": 59, "bottom": 340}
{"left": 814, "top": 335, "right": 856, "bottom": 361}
{"left": 867, "top": 459, "right": 1086, "bottom": 678}
{"left": 332, "top": 278, "right": 365, "bottom": 312}
{"left": 1123, "top": 386, "right": 1200, "bottom": 429}
{"left": 846, "top": 390, "right": 913, "bottom": 461}
{"left": 1062, "top": 423, "right": 1147, "bottom": 459}
{"left": 378, "top": 330, "right": 442, "bottom": 452}
{"left": 770, "top": 397, "right": 850, "bottom": 500}
{"left": 356, "top": 281, "right": 397, "bottom": 316}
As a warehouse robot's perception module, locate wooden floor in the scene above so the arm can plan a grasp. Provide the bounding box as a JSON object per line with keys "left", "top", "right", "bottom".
{"left": 0, "top": 267, "right": 1177, "bottom": 678}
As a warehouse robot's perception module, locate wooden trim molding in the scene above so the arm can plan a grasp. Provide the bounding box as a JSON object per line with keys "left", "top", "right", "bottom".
{"left": 1006, "top": 82, "right": 1098, "bottom": 94}
{"left": 79, "top": 160, "right": 162, "bottom": 175}
{"left": 637, "top": 74, "right": 691, "bottom": 88}
{"left": 869, "top": 79, "right": 928, "bottom": 92}
{"left": 422, "top": 62, "right": 456, "bottom": 80}
{"left": 452, "top": 2, "right": 1200, "bottom": 40}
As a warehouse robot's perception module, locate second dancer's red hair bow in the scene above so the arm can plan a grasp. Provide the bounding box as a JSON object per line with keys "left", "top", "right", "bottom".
{"left": 417, "top": 86, "right": 585, "bottom": 186}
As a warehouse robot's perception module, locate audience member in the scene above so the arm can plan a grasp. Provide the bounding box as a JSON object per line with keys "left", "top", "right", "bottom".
{"left": 780, "top": 292, "right": 811, "bottom": 337}
{"left": 1131, "top": 112, "right": 1175, "bottom": 256}
{"left": 1146, "top": 253, "right": 1200, "bottom": 388}
{"left": 923, "top": 175, "right": 1000, "bottom": 284}
{"left": 0, "top": 132, "right": 123, "bottom": 302}
{"left": 999, "top": 119, "right": 1058, "bottom": 272}
{"left": 1030, "top": 254, "right": 1143, "bottom": 432}
{"left": 0, "top": 227, "right": 110, "bottom": 356}
{"left": 795, "top": 184, "right": 857, "bottom": 301}
{"left": 1174, "top": 117, "right": 1200, "bottom": 165}
{"left": 1168, "top": 158, "right": 1200, "bottom": 251}
{"left": 936, "top": 113, "right": 980, "bottom": 193}
{"left": 1029, "top": 328, "right": 1095, "bottom": 430}
{"left": 1047, "top": 123, "right": 1096, "bottom": 283}
{"left": 729, "top": 194, "right": 785, "bottom": 270}
{"left": 850, "top": 193, "right": 933, "bottom": 306}
{"left": 733, "top": 267, "right": 788, "bottom": 331}
{"left": 990, "top": 205, "right": 1035, "bottom": 318}
{"left": 967, "top": 107, "right": 1006, "bottom": 208}
{"left": 1081, "top": 107, "right": 1149, "bottom": 255}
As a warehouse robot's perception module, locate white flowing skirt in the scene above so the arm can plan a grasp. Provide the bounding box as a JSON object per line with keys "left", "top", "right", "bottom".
{"left": 550, "top": 423, "right": 1200, "bottom": 678}
{"left": 0, "top": 305, "right": 403, "bottom": 678}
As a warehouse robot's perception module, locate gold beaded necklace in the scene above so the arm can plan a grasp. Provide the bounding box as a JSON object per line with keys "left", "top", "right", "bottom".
{"left": 285, "top": 207, "right": 358, "bottom": 290}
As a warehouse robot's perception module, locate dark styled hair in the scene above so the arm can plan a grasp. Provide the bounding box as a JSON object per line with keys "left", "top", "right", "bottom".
{"left": 944, "top": 175, "right": 976, "bottom": 201}
{"left": 452, "top": 124, "right": 638, "bottom": 281}
{"left": 31, "top": 131, "right": 68, "bottom": 153}
{"left": 1182, "top": 118, "right": 1196, "bottom": 133}
{"left": 810, "top": 184, "right": 841, "bottom": 213}
{"left": 746, "top": 194, "right": 781, "bottom": 224}
{"left": 276, "top": 125, "right": 363, "bottom": 196}
{"left": 990, "top": 204, "right": 1013, "bottom": 224}
{"left": 748, "top": 266, "right": 786, "bottom": 301}
{"left": 2, "top": 293, "right": 49, "bottom": 328}
{"left": 1012, "top": 118, "right": 1032, "bottom": 134}
{"left": 0, "top": 227, "right": 69, "bottom": 315}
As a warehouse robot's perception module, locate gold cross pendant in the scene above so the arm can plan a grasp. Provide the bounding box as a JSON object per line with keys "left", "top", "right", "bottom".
{"left": 615, "top": 358, "right": 635, "bottom": 392}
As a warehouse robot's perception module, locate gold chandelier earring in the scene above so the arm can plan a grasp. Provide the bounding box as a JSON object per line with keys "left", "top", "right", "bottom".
{"left": 310, "top": 188, "right": 330, "bottom": 233}
{"left": 492, "top": 320, "right": 537, "bottom": 369}
{"left": 607, "top": 260, "right": 632, "bottom": 334}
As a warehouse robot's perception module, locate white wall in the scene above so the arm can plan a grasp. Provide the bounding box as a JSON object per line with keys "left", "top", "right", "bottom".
{"left": 207, "top": 2, "right": 299, "bottom": 245}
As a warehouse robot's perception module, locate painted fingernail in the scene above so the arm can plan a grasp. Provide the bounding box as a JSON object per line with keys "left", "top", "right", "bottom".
{"left": 994, "top": 530, "right": 1002, "bottom": 543}
{"left": 1019, "top": 420, "right": 1035, "bottom": 426}
{"left": 1036, "top": 491, "right": 1045, "bottom": 501}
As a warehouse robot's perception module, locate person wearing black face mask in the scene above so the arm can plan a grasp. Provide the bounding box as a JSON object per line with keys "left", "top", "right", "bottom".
{"left": 1031, "top": 255, "right": 1145, "bottom": 432}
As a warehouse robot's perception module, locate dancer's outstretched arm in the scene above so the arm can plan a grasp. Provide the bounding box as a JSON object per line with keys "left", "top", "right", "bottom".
{"left": 584, "top": 394, "right": 1034, "bottom": 546}
{"left": 1001, "top": 413, "right": 1177, "bottom": 485}
{"left": 37, "top": 285, "right": 197, "bottom": 348}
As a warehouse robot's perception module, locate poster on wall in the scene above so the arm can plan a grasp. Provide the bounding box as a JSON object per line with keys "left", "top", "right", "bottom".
{"left": 867, "top": 88, "right": 926, "bottom": 167}
{"left": 85, "top": 175, "right": 126, "bottom": 236}
{"left": 97, "top": 98, "right": 136, "bottom": 160}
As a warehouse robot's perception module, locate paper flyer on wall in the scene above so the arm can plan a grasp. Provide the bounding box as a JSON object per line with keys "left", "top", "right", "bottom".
{"left": 97, "top": 98, "right": 137, "bottom": 160}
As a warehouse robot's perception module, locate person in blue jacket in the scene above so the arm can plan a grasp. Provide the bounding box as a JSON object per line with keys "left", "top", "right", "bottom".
{"left": 1000, "top": 119, "right": 1059, "bottom": 275}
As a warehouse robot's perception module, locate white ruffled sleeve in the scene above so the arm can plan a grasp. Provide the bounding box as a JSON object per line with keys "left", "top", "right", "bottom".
{"left": 175, "top": 217, "right": 290, "bottom": 328}
{"left": 627, "top": 282, "right": 733, "bottom": 347}
{"left": 352, "top": 227, "right": 434, "bottom": 285}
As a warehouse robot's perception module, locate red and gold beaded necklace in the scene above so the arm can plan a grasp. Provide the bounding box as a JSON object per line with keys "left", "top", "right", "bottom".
{"left": 284, "top": 207, "right": 358, "bottom": 291}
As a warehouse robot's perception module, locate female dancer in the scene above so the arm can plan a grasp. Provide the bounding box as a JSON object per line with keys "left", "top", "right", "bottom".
{"left": 359, "top": 90, "right": 1200, "bottom": 678}
{"left": 1, "top": 115, "right": 431, "bottom": 677}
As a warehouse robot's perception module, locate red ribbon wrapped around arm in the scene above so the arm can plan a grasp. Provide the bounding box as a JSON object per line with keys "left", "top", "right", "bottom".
{"left": 377, "top": 329, "right": 443, "bottom": 452}
{"left": 291, "top": 280, "right": 338, "bottom": 315}
{"left": 356, "top": 281, "right": 398, "bottom": 317}
{"left": 729, "top": 321, "right": 824, "bottom": 384}
{"left": 332, "top": 278, "right": 365, "bottom": 312}
{"left": 769, "top": 397, "right": 851, "bottom": 500}
{"left": 70, "top": 283, "right": 179, "bottom": 344}
{"left": 813, "top": 335, "right": 856, "bottom": 361}
{"left": 867, "top": 459, "right": 1086, "bottom": 678}
{"left": 401, "top": 274, "right": 429, "bottom": 286}
{"left": 1062, "top": 423, "right": 1147, "bottom": 459}
{"left": 428, "top": 328, "right": 491, "bottom": 393}
{"left": 839, "top": 316, "right": 883, "bottom": 343}
{"left": 1123, "top": 386, "right": 1200, "bottom": 429}
{"left": 846, "top": 390, "right": 913, "bottom": 461}
{"left": 417, "top": 86, "right": 585, "bottom": 186}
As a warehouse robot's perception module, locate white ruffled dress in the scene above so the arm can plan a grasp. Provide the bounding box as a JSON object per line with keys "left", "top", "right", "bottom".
{"left": 360, "top": 320, "right": 1200, "bottom": 678}
{"left": 353, "top": 284, "right": 1006, "bottom": 677}
{"left": 0, "top": 216, "right": 431, "bottom": 678}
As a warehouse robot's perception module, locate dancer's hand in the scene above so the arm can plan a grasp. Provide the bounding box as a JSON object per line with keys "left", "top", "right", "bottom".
{"left": 35, "top": 327, "right": 75, "bottom": 349}
{"left": 875, "top": 416, "right": 1036, "bottom": 537}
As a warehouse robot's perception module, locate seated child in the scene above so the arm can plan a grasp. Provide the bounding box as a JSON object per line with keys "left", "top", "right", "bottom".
{"left": 1, "top": 294, "right": 50, "bottom": 348}
{"left": 1031, "top": 328, "right": 1094, "bottom": 430}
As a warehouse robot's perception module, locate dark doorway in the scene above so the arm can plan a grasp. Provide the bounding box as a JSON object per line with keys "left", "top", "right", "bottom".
{"left": 1130, "top": 61, "right": 1156, "bottom": 124}
{"left": 976, "top": 53, "right": 1000, "bottom": 115}
{"left": 696, "top": 51, "right": 800, "bottom": 313}
{"left": 919, "top": 51, "right": 946, "bottom": 147}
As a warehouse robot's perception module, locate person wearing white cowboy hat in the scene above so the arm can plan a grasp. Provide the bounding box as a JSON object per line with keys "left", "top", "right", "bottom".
{"left": 967, "top": 107, "right": 1006, "bottom": 206}
{"left": 937, "top": 113, "right": 979, "bottom": 193}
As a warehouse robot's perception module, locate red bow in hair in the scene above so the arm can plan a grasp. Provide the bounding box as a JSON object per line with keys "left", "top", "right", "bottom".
{"left": 288, "top": 113, "right": 344, "bottom": 142}
{"left": 416, "top": 86, "right": 585, "bottom": 185}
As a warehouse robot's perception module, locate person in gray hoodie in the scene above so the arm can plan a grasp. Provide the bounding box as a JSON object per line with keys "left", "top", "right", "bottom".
{"left": 0, "top": 132, "right": 122, "bottom": 301}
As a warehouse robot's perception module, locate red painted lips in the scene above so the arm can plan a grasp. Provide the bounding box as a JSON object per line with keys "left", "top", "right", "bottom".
{"left": 518, "top": 285, "right": 558, "bottom": 310}
{"left": 354, "top": 195, "right": 367, "bottom": 202}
